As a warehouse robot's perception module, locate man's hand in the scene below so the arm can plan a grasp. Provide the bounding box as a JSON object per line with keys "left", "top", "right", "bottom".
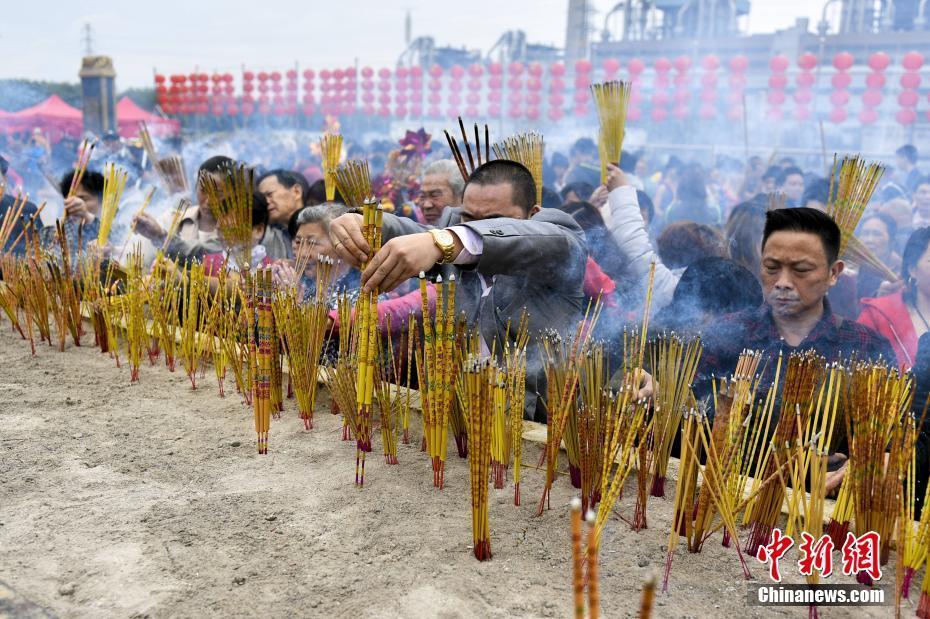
{"left": 605, "top": 163, "right": 628, "bottom": 193}
{"left": 329, "top": 213, "right": 369, "bottom": 266}
{"left": 64, "top": 196, "right": 95, "bottom": 224}
{"left": 133, "top": 212, "right": 166, "bottom": 242}
{"left": 271, "top": 260, "right": 299, "bottom": 288}
{"left": 633, "top": 369, "right": 654, "bottom": 400}
{"left": 362, "top": 232, "right": 443, "bottom": 293}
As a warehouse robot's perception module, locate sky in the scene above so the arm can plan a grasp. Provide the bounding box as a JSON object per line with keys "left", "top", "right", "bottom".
{"left": 2, "top": 1, "right": 823, "bottom": 89}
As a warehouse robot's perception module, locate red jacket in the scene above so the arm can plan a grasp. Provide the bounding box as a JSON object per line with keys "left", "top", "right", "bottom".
{"left": 857, "top": 291, "right": 917, "bottom": 369}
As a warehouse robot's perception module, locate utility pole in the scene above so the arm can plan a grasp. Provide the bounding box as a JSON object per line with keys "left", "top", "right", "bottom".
{"left": 82, "top": 23, "right": 94, "bottom": 56}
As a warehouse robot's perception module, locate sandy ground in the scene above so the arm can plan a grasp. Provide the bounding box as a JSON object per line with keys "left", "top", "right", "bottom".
{"left": 0, "top": 324, "right": 908, "bottom": 618}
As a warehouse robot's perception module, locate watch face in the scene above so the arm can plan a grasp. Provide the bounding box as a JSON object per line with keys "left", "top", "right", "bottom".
{"left": 438, "top": 230, "right": 454, "bottom": 245}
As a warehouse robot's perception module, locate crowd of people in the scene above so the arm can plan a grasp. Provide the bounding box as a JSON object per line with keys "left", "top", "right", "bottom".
{"left": 3, "top": 123, "right": 930, "bottom": 499}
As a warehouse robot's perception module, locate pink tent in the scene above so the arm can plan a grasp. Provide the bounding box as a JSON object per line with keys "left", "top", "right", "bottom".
{"left": 2, "top": 94, "right": 83, "bottom": 138}
{"left": 117, "top": 97, "right": 180, "bottom": 138}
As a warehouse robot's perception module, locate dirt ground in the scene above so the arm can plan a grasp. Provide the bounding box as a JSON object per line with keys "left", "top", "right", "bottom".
{"left": 0, "top": 324, "right": 906, "bottom": 618}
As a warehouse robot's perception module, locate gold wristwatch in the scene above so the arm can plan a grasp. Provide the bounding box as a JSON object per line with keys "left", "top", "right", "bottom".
{"left": 429, "top": 228, "right": 456, "bottom": 264}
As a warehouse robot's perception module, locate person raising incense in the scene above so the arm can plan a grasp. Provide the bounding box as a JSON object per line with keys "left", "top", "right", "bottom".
{"left": 328, "top": 158, "right": 653, "bottom": 421}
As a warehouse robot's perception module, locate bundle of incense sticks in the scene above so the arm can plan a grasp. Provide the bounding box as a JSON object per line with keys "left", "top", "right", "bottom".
{"left": 570, "top": 498, "right": 585, "bottom": 619}
{"left": 334, "top": 159, "right": 371, "bottom": 209}
{"left": 589, "top": 80, "right": 632, "bottom": 183}
{"left": 324, "top": 291, "right": 359, "bottom": 440}
{"left": 490, "top": 369, "right": 509, "bottom": 489}
{"left": 536, "top": 300, "right": 603, "bottom": 516}
{"left": 647, "top": 333, "right": 703, "bottom": 497}
{"left": 744, "top": 351, "right": 825, "bottom": 555}
{"left": 825, "top": 155, "right": 896, "bottom": 281}
{"left": 147, "top": 254, "right": 181, "bottom": 371}
{"left": 451, "top": 316, "right": 481, "bottom": 457}
{"left": 504, "top": 312, "right": 529, "bottom": 505}
{"left": 843, "top": 361, "right": 913, "bottom": 585}
{"left": 461, "top": 355, "right": 494, "bottom": 561}
{"left": 416, "top": 271, "right": 457, "bottom": 488}
{"left": 0, "top": 191, "right": 28, "bottom": 253}
{"left": 374, "top": 315, "right": 400, "bottom": 464}
{"left": 97, "top": 164, "right": 128, "bottom": 247}
{"left": 67, "top": 138, "right": 96, "bottom": 199}
{"left": 139, "top": 122, "right": 188, "bottom": 193}
{"left": 44, "top": 245, "right": 71, "bottom": 353}
{"left": 353, "top": 198, "right": 383, "bottom": 486}
{"left": 203, "top": 279, "right": 229, "bottom": 395}
{"left": 204, "top": 162, "right": 253, "bottom": 271}
{"left": 320, "top": 133, "right": 342, "bottom": 202}
{"left": 251, "top": 267, "right": 275, "bottom": 454}
{"left": 400, "top": 313, "right": 417, "bottom": 444}
{"left": 575, "top": 344, "right": 609, "bottom": 515}
{"left": 179, "top": 262, "right": 209, "bottom": 389}
{"left": 122, "top": 247, "right": 149, "bottom": 383}
{"left": 900, "top": 434, "right": 930, "bottom": 600}
{"left": 51, "top": 221, "right": 83, "bottom": 347}
{"left": 445, "top": 117, "right": 490, "bottom": 181}
{"left": 272, "top": 257, "right": 335, "bottom": 429}
{"left": 0, "top": 255, "right": 25, "bottom": 339}
{"left": 592, "top": 337, "right": 652, "bottom": 545}
{"left": 492, "top": 132, "right": 544, "bottom": 206}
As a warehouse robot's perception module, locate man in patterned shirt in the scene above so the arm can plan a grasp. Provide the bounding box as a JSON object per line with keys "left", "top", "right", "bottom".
{"left": 696, "top": 207, "right": 896, "bottom": 404}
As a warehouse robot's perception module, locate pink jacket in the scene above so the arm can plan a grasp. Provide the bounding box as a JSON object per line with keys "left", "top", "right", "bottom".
{"left": 857, "top": 291, "right": 917, "bottom": 369}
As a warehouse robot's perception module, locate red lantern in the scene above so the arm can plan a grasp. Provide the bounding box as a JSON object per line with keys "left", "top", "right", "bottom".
{"left": 897, "top": 108, "right": 917, "bottom": 124}
{"left": 154, "top": 74, "right": 166, "bottom": 84}
{"left": 830, "top": 90, "right": 850, "bottom": 106}
{"left": 865, "top": 72, "right": 886, "bottom": 89}
{"left": 898, "top": 90, "right": 919, "bottom": 107}
{"left": 831, "top": 72, "right": 852, "bottom": 89}
{"left": 768, "top": 74, "right": 788, "bottom": 89}
{"left": 769, "top": 55, "right": 789, "bottom": 72}
{"left": 902, "top": 51, "right": 924, "bottom": 71}
{"left": 508, "top": 61, "right": 524, "bottom": 75}
{"left": 603, "top": 58, "right": 620, "bottom": 75}
{"left": 832, "top": 52, "right": 854, "bottom": 71}
{"left": 829, "top": 107, "right": 847, "bottom": 123}
{"left": 701, "top": 55, "right": 719, "bottom": 71}
{"left": 901, "top": 72, "right": 922, "bottom": 89}
{"left": 698, "top": 104, "right": 715, "bottom": 120}
{"left": 728, "top": 56, "right": 748, "bottom": 74}
{"left": 796, "top": 72, "right": 816, "bottom": 88}
{"left": 651, "top": 107, "right": 668, "bottom": 122}
{"left": 867, "top": 52, "right": 890, "bottom": 71}
{"left": 378, "top": 68, "right": 391, "bottom": 79}
{"left": 528, "top": 62, "right": 543, "bottom": 77}
{"left": 575, "top": 59, "right": 592, "bottom": 73}
{"left": 794, "top": 88, "right": 813, "bottom": 104}
{"left": 859, "top": 107, "right": 878, "bottom": 124}
{"left": 628, "top": 58, "right": 645, "bottom": 75}
{"left": 548, "top": 107, "right": 563, "bottom": 121}
{"left": 795, "top": 106, "right": 812, "bottom": 121}
{"left": 797, "top": 52, "right": 818, "bottom": 71}
{"left": 862, "top": 89, "right": 882, "bottom": 107}
{"left": 767, "top": 90, "right": 786, "bottom": 105}
{"left": 550, "top": 62, "right": 565, "bottom": 77}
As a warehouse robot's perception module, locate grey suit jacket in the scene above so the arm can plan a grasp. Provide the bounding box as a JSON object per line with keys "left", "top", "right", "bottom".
{"left": 381, "top": 207, "right": 588, "bottom": 421}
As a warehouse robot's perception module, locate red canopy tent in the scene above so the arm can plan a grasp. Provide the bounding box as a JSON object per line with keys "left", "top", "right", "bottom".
{"left": 116, "top": 97, "right": 180, "bottom": 138}
{"left": 1, "top": 94, "right": 83, "bottom": 139}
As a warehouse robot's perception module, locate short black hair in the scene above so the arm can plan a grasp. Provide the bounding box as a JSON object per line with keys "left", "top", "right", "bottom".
{"left": 656, "top": 257, "right": 762, "bottom": 330}
{"left": 762, "top": 207, "right": 841, "bottom": 264}
{"left": 802, "top": 177, "right": 831, "bottom": 207}
{"left": 762, "top": 165, "right": 782, "bottom": 182}
{"left": 902, "top": 227, "right": 930, "bottom": 304}
{"left": 0, "top": 154, "right": 8, "bottom": 176}
{"left": 570, "top": 137, "right": 598, "bottom": 158}
{"left": 550, "top": 152, "right": 569, "bottom": 169}
{"left": 252, "top": 192, "right": 269, "bottom": 227}
{"left": 60, "top": 169, "right": 105, "bottom": 199}
{"left": 306, "top": 179, "right": 343, "bottom": 205}
{"left": 465, "top": 159, "right": 537, "bottom": 213}
{"left": 198, "top": 155, "right": 234, "bottom": 176}
{"left": 619, "top": 150, "right": 638, "bottom": 174}
{"left": 779, "top": 166, "right": 804, "bottom": 185}
{"left": 560, "top": 181, "right": 595, "bottom": 203}
{"left": 896, "top": 144, "right": 918, "bottom": 164}
{"left": 258, "top": 169, "right": 312, "bottom": 206}
{"left": 541, "top": 186, "right": 561, "bottom": 209}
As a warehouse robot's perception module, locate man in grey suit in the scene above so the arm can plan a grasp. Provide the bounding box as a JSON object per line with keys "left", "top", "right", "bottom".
{"left": 329, "top": 159, "right": 588, "bottom": 422}
{"left": 332, "top": 159, "right": 654, "bottom": 419}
